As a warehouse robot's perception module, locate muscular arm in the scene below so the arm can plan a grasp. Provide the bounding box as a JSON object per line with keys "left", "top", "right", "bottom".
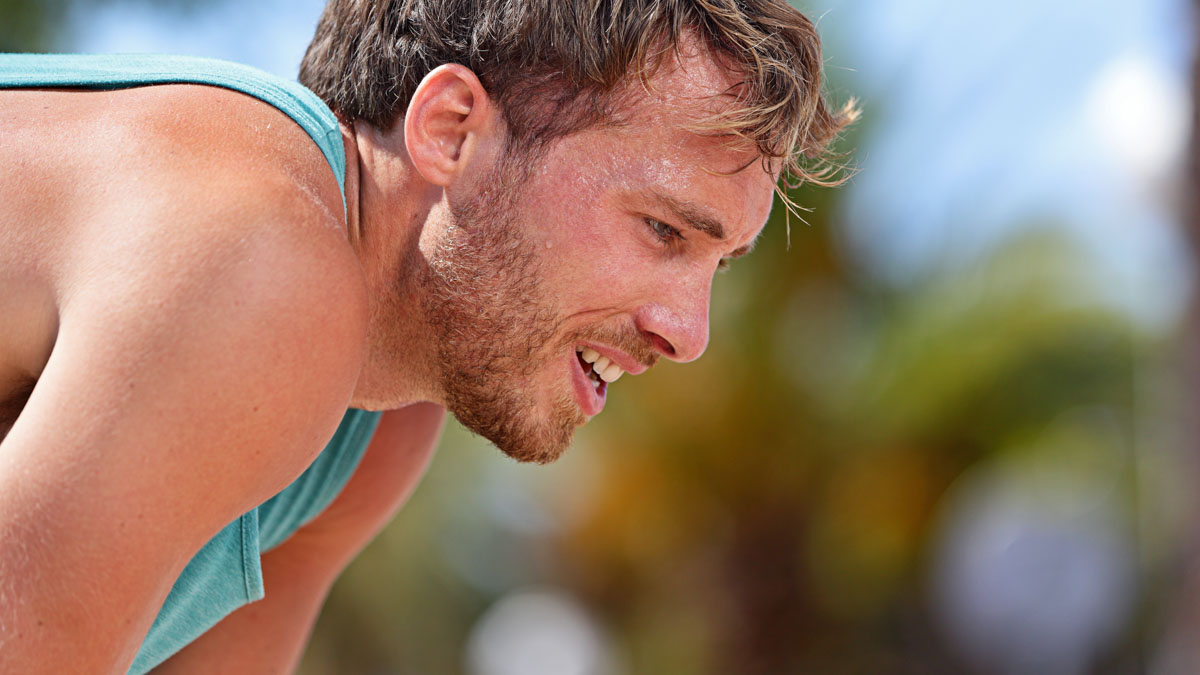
{"left": 0, "top": 214, "right": 367, "bottom": 672}
{"left": 150, "top": 403, "right": 446, "bottom": 674}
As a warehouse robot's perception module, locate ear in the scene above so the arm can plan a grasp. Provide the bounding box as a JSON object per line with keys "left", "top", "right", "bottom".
{"left": 403, "top": 64, "right": 496, "bottom": 187}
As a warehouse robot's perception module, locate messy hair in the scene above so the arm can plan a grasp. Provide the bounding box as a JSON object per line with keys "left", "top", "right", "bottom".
{"left": 300, "top": 0, "right": 857, "bottom": 187}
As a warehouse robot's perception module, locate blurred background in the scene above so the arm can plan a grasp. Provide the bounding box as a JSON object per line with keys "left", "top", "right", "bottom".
{"left": 4, "top": 0, "right": 1198, "bottom": 672}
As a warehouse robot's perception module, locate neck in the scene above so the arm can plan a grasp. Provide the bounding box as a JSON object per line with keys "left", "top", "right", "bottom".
{"left": 340, "top": 120, "right": 445, "bottom": 410}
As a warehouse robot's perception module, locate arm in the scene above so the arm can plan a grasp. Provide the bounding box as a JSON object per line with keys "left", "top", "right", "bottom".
{"left": 150, "top": 403, "right": 446, "bottom": 674}
{"left": 0, "top": 219, "right": 367, "bottom": 673}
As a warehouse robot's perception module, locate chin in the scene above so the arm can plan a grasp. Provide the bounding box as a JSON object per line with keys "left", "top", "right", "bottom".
{"left": 491, "top": 431, "right": 576, "bottom": 465}
{"left": 453, "top": 390, "right": 584, "bottom": 465}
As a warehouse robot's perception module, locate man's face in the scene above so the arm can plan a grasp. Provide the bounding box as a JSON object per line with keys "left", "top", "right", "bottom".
{"left": 420, "top": 53, "right": 776, "bottom": 463}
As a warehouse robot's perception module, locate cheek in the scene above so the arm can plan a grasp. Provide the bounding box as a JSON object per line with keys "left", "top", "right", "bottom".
{"left": 536, "top": 221, "right": 642, "bottom": 310}
{"left": 516, "top": 143, "right": 684, "bottom": 310}
{"left": 523, "top": 204, "right": 648, "bottom": 312}
{"left": 546, "top": 242, "right": 665, "bottom": 320}
{"left": 521, "top": 167, "right": 629, "bottom": 288}
{"left": 524, "top": 162, "right": 607, "bottom": 242}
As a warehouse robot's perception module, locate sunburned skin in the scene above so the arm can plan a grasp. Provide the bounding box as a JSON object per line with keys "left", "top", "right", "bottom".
{"left": 0, "top": 77, "right": 380, "bottom": 671}
{"left": 0, "top": 42, "right": 775, "bottom": 514}
{"left": 328, "top": 35, "right": 774, "bottom": 466}
{"left": 0, "top": 91, "right": 83, "bottom": 437}
{"left": 0, "top": 30, "right": 790, "bottom": 670}
{"left": 395, "top": 51, "right": 774, "bottom": 461}
{"left": 0, "top": 84, "right": 349, "bottom": 404}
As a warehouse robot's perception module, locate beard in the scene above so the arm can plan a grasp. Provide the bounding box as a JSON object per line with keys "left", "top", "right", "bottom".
{"left": 418, "top": 160, "right": 585, "bottom": 464}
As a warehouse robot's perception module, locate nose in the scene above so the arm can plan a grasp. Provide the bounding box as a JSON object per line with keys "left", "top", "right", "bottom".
{"left": 634, "top": 273, "right": 712, "bottom": 363}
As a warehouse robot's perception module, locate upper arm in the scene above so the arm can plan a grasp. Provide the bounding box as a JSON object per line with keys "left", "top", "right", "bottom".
{"left": 0, "top": 208, "right": 366, "bottom": 671}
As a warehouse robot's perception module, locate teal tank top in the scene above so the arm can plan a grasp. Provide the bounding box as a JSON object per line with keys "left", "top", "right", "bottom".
{"left": 0, "top": 54, "right": 382, "bottom": 674}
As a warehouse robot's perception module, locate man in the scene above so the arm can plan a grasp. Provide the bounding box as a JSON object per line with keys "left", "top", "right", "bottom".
{"left": 0, "top": 0, "right": 853, "bottom": 671}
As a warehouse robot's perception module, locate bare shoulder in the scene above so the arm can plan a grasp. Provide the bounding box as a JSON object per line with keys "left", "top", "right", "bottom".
{"left": 4, "top": 82, "right": 372, "bottom": 496}
{"left": 55, "top": 83, "right": 369, "bottom": 353}
{"left": 0, "top": 87, "right": 369, "bottom": 669}
{"left": 1, "top": 82, "right": 358, "bottom": 310}
{"left": 0, "top": 81, "right": 347, "bottom": 231}
{"left": 0, "top": 84, "right": 367, "bottom": 438}
{"left": 126, "top": 83, "right": 348, "bottom": 227}
{"left": 63, "top": 85, "right": 371, "bottom": 459}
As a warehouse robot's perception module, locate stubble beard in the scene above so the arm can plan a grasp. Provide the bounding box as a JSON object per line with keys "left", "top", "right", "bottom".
{"left": 419, "top": 163, "right": 585, "bottom": 464}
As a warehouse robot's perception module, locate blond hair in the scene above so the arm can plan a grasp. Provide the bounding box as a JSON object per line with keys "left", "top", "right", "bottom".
{"left": 300, "top": 0, "right": 857, "bottom": 187}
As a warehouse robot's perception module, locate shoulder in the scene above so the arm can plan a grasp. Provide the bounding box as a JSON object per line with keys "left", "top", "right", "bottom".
{"left": 85, "top": 77, "right": 347, "bottom": 238}
{"left": 59, "top": 80, "right": 366, "bottom": 332}
{"left": 61, "top": 170, "right": 370, "bottom": 390}
{"left": 15, "top": 75, "right": 372, "bottom": 442}
{"left": 47, "top": 186, "right": 370, "bottom": 507}
{"left": 52, "top": 85, "right": 372, "bottom": 466}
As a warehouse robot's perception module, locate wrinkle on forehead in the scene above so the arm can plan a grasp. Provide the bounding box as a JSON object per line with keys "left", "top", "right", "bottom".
{"left": 519, "top": 39, "right": 777, "bottom": 240}
{"left": 537, "top": 118, "right": 773, "bottom": 231}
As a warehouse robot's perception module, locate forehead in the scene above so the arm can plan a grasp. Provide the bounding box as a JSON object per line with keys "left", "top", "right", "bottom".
{"left": 535, "top": 47, "right": 777, "bottom": 241}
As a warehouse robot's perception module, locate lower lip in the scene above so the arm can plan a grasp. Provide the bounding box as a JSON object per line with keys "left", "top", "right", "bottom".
{"left": 569, "top": 352, "right": 606, "bottom": 417}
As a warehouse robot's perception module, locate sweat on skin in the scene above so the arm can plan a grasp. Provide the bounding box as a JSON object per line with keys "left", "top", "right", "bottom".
{"left": 0, "top": 1, "right": 850, "bottom": 670}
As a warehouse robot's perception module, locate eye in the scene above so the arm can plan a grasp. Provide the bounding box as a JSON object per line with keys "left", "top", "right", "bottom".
{"left": 646, "top": 218, "right": 683, "bottom": 243}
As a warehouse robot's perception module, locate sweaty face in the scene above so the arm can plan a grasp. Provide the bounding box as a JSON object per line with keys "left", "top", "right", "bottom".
{"left": 420, "top": 54, "right": 777, "bottom": 464}
{"left": 421, "top": 158, "right": 573, "bottom": 463}
{"left": 421, "top": 157, "right": 661, "bottom": 463}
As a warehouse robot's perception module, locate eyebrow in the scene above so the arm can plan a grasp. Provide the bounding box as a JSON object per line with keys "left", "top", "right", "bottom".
{"left": 644, "top": 189, "right": 727, "bottom": 241}
{"left": 640, "top": 188, "right": 760, "bottom": 259}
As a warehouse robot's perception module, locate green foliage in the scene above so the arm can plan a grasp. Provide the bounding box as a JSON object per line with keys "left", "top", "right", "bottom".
{"left": 0, "top": 0, "right": 71, "bottom": 51}
{"left": 0, "top": 0, "right": 204, "bottom": 52}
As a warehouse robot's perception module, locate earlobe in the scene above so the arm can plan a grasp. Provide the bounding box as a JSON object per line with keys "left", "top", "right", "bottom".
{"left": 404, "top": 64, "right": 494, "bottom": 187}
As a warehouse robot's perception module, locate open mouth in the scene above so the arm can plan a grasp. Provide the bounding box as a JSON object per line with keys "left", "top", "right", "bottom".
{"left": 577, "top": 349, "right": 608, "bottom": 397}
{"left": 571, "top": 346, "right": 628, "bottom": 417}
{"left": 576, "top": 346, "right": 626, "bottom": 390}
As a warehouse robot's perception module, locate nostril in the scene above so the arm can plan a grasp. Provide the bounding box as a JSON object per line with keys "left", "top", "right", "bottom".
{"left": 645, "top": 332, "right": 676, "bottom": 358}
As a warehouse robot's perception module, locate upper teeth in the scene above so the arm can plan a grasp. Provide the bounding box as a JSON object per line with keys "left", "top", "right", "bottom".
{"left": 579, "top": 347, "right": 624, "bottom": 383}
